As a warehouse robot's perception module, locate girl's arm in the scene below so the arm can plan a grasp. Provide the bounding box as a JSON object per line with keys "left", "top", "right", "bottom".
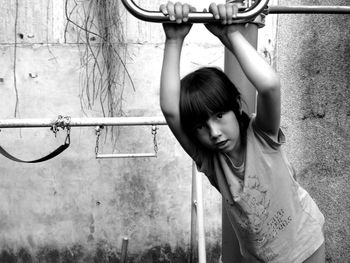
{"left": 159, "top": 2, "right": 196, "bottom": 156}
{"left": 228, "top": 28, "right": 281, "bottom": 137}
{"left": 206, "top": 4, "right": 281, "bottom": 138}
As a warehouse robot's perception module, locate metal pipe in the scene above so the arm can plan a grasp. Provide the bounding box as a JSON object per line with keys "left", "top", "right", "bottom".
{"left": 269, "top": 6, "right": 350, "bottom": 14}
{"left": 121, "top": 0, "right": 269, "bottom": 23}
{"left": 120, "top": 0, "right": 350, "bottom": 23}
{"left": 0, "top": 117, "right": 167, "bottom": 128}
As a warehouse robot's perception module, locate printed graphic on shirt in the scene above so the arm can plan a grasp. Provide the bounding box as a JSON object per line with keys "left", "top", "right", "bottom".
{"left": 256, "top": 208, "right": 293, "bottom": 261}
{"left": 238, "top": 173, "right": 271, "bottom": 240}
{"left": 236, "top": 173, "right": 292, "bottom": 247}
{"left": 258, "top": 247, "right": 279, "bottom": 262}
{"left": 266, "top": 208, "right": 292, "bottom": 240}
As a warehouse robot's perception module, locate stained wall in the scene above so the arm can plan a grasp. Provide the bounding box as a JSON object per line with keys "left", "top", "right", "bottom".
{"left": 276, "top": 0, "right": 350, "bottom": 261}
{"left": 0, "top": 0, "right": 348, "bottom": 262}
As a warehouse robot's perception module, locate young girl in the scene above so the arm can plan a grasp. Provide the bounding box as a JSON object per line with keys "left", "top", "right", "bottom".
{"left": 159, "top": 2, "right": 325, "bottom": 262}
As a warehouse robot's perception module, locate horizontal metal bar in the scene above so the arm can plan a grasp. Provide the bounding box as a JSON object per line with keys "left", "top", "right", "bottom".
{"left": 96, "top": 153, "right": 157, "bottom": 158}
{"left": 121, "top": 0, "right": 350, "bottom": 23}
{"left": 269, "top": 6, "right": 350, "bottom": 14}
{"left": 121, "top": 0, "right": 269, "bottom": 23}
{"left": 0, "top": 117, "right": 167, "bottom": 128}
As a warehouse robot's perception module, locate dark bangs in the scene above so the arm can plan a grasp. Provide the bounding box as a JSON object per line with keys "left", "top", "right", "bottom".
{"left": 180, "top": 67, "right": 241, "bottom": 138}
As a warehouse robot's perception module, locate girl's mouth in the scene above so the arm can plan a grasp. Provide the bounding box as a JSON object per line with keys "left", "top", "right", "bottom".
{"left": 216, "top": 140, "right": 228, "bottom": 149}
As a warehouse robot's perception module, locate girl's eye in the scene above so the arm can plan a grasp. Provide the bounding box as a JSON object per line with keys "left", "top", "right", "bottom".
{"left": 195, "top": 124, "right": 204, "bottom": 130}
{"left": 217, "top": 112, "right": 224, "bottom": 118}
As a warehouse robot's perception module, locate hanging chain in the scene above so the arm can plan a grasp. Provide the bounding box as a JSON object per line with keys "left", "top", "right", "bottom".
{"left": 95, "top": 126, "right": 103, "bottom": 157}
{"left": 65, "top": 126, "right": 71, "bottom": 144}
{"left": 151, "top": 125, "right": 158, "bottom": 156}
{"left": 95, "top": 125, "right": 157, "bottom": 158}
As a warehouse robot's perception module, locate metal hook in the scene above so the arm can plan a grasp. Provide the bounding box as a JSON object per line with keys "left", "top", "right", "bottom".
{"left": 51, "top": 115, "right": 71, "bottom": 141}
{"left": 151, "top": 125, "right": 158, "bottom": 157}
{"left": 65, "top": 127, "right": 71, "bottom": 145}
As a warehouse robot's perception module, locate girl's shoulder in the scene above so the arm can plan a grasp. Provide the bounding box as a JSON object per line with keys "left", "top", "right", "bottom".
{"left": 249, "top": 114, "right": 286, "bottom": 150}
{"left": 192, "top": 147, "right": 220, "bottom": 191}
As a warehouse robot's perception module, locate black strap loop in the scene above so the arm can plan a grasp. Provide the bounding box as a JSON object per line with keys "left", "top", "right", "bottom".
{"left": 0, "top": 132, "right": 70, "bottom": 163}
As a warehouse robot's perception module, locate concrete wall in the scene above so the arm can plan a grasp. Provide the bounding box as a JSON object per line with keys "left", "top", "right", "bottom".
{"left": 0, "top": 1, "right": 223, "bottom": 262}
{"left": 276, "top": 0, "right": 350, "bottom": 261}
{"left": 0, "top": 0, "right": 348, "bottom": 262}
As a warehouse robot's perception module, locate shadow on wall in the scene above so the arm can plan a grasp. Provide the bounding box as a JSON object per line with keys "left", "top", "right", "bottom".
{"left": 0, "top": 242, "right": 221, "bottom": 263}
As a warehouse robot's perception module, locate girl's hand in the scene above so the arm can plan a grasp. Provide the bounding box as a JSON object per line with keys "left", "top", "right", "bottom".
{"left": 204, "top": 3, "right": 247, "bottom": 48}
{"left": 208, "top": 2, "right": 239, "bottom": 25}
{"left": 160, "top": 2, "right": 196, "bottom": 41}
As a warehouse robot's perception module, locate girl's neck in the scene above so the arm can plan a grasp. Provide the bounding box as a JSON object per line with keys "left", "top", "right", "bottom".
{"left": 226, "top": 143, "right": 245, "bottom": 167}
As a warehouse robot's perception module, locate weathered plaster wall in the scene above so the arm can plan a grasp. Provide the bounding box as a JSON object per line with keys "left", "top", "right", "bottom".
{"left": 0, "top": 1, "right": 223, "bottom": 262}
{"left": 0, "top": 0, "right": 348, "bottom": 262}
{"left": 276, "top": 0, "right": 350, "bottom": 261}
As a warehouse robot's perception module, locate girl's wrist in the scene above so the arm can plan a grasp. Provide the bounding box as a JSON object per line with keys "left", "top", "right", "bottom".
{"left": 227, "top": 29, "right": 242, "bottom": 39}
{"left": 165, "top": 38, "right": 184, "bottom": 46}
{"left": 227, "top": 30, "right": 244, "bottom": 48}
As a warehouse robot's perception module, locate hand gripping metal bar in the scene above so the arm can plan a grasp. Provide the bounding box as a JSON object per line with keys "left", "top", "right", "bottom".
{"left": 121, "top": 0, "right": 269, "bottom": 23}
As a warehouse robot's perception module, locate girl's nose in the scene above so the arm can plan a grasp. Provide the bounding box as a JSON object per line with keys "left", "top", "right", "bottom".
{"left": 208, "top": 122, "right": 221, "bottom": 139}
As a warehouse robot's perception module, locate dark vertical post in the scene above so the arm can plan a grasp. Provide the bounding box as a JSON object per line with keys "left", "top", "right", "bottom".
{"left": 222, "top": 1, "right": 261, "bottom": 262}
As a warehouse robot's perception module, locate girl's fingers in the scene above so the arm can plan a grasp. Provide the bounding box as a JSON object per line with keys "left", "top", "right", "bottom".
{"left": 217, "top": 4, "right": 227, "bottom": 24}
{"left": 209, "top": 3, "right": 240, "bottom": 24}
{"left": 182, "top": 3, "right": 190, "bottom": 22}
{"left": 174, "top": 2, "right": 183, "bottom": 23}
{"left": 232, "top": 4, "right": 239, "bottom": 19}
{"left": 159, "top": 4, "right": 167, "bottom": 15}
{"left": 165, "top": 1, "right": 175, "bottom": 21}
{"left": 209, "top": 3, "right": 220, "bottom": 20}
{"left": 226, "top": 4, "right": 233, "bottom": 24}
{"left": 161, "top": 2, "right": 196, "bottom": 23}
{"left": 190, "top": 5, "right": 197, "bottom": 13}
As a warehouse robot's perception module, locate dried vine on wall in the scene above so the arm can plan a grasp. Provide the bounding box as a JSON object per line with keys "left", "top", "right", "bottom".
{"left": 64, "top": 0, "right": 134, "bottom": 119}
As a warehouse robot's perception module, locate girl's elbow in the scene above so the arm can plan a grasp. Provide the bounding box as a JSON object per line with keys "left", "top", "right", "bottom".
{"left": 160, "top": 104, "right": 170, "bottom": 117}
{"left": 160, "top": 103, "right": 178, "bottom": 119}
{"left": 265, "top": 75, "right": 281, "bottom": 92}
{"left": 259, "top": 77, "right": 280, "bottom": 98}
{"left": 274, "top": 75, "right": 281, "bottom": 89}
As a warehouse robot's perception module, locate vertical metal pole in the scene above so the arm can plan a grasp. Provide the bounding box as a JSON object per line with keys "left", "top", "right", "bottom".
{"left": 222, "top": 1, "right": 259, "bottom": 262}
{"left": 191, "top": 161, "right": 207, "bottom": 263}
{"left": 120, "top": 237, "right": 129, "bottom": 263}
{"left": 191, "top": 162, "right": 198, "bottom": 263}
{"left": 195, "top": 164, "right": 206, "bottom": 263}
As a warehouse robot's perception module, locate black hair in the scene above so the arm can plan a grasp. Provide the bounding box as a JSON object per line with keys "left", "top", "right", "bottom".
{"left": 179, "top": 67, "right": 250, "bottom": 147}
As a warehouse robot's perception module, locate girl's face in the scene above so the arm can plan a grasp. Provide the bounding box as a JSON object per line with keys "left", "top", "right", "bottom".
{"left": 194, "top": 110, "right": 241, "bottom": 154}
